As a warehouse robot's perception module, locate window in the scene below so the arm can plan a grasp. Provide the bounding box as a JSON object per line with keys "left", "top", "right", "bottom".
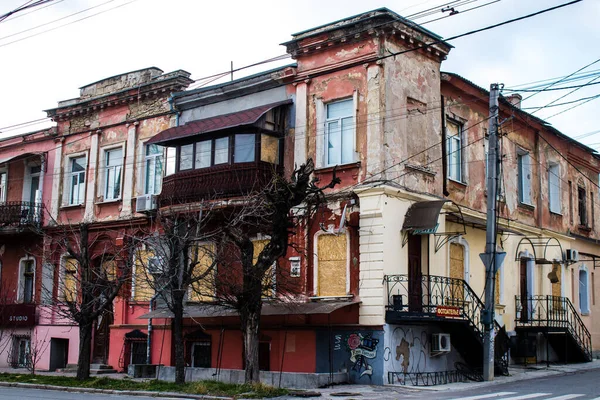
{"left": 68, "top": 156, "right": 86, "bottom": 205}
{"left": 19, "top": 259, "right": 34, "bottom": 303}
{"left": 63, "top": 258, "right": 78, "bottom": 303}
{"left": 195, "top": 141, "right": 212, "bottom": 169}
{"left": 214, "top": 137, "right": 229, "bottom": 165}
{"left": 0, "top": 171, "right": 6, "bottom": 202}
{"left": 234, "top": 134, "right": 255, "bottom": 163}
{"left": 253, "top": 239, "right": 275, "bottom": 298}
{"left": 13, "top": 336, "right": 30, "bottom": 368}
{"left": 104, "top": 148, "right": 123, "bottom": 201}
{"left": 188, "top": 244, "right": 215, "bottom": 302}
{"left": 325, "top": 99, "right": 354, "bottom": 166}
{"left": 41, "top": 262, "right": 54, "bottom": 304}
{"left": 261, "top": 134, "right": 279, "bottom": 164}
{"left": 517, "top": 151, "right": 532, "bottom": 205}
{"left": 179, "top": 144, "right": 193, "bottom": 171}
{"left": 144, "top": 144, "right": 163, "bottom": 195}
{"left": 315, "top": 233, "right": 348, "bottom": 296}
{"left": 578, "top": 185, "right": 587, "bottom": 226}
{"left": 133, "top": 248, "right": 156, "bottom": 302}
{"left": 548, "top": 163, "right": 561, "bottom": 214}
{"left": 579, "top": 267, "right": 590, "bottom": 314}
{"left": 447, "top": 120, "right": 463, "bottom": 182}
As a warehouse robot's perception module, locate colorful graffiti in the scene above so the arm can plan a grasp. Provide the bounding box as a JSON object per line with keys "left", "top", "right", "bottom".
{"left": 346, "top": 333, "right": 379, "bottom": 378}
{"left": 384, "top": 327, "right": 428, "bottom": 374}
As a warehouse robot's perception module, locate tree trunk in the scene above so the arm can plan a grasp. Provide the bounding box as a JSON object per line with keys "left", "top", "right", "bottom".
{"left": 241, "top": 309, "right": 261, "bottom": 383}
{"left": 172, "top": 293, "right": 186, "bottom": 385}
{"left": 76, "top": 321, "right": 93, "bottom": 380}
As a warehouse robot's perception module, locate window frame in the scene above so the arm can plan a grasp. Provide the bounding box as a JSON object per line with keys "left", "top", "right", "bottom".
{"left": 68, "top": 155, "right": 87, "bottom": 206}
{"left": 324, "top": 98, "right": 356, "bottom": 167}
{"left": 103, "top": 146, "right": 124, "bottom": 202}
{"left": 579, "top": 265, "right": 590, "bottom": 315}
{"left": 144, "top": 144, "right": 164, "bottom": 195}
{"left": 578, "top": 184, "right": 587, "bottom": 226}
{"left": 548, "top": 163, "right": 561, "bottom": 215}
{"left": 17, "top": 257, "right": 35, "bottom": 304}
{"left": 517, "top": 149, "right": 533, "bottom": 206}
{"left": 446, "top": 119, "right": 465, "bottom": 183}
{"left": 0, "top": 170, "right": 7, "bottom": 203}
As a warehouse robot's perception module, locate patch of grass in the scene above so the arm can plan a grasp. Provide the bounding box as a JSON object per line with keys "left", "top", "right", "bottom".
{"left": 0, "top": 373, "right": 288, "bottom": 398}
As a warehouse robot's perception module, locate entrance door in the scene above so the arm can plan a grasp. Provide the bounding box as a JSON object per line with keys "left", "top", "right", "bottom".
{"left": 49, "top": 338, "right": 69, "bottom": 371}
{"left": 520, "top": 258, "right": 530, "bottom": 322}
{"left": 191, "top": 342, "right": 211, "bottom": 368}
{"left": 258, "top": 341, "right": 270, "bottom": 371}
{"left": 130, "top": 342, "right": 147, "bottom": 365}
{"left": 407, "top": 234, "right": 423, "bottom": 312}
{"left": 92, "top": 310, "right": 113, "bottom": 364}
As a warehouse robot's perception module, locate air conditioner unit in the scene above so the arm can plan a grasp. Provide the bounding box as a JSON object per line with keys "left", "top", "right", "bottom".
{"left": 566, "top": 249, "right": 579, "bottom": 263}
{"left": 431, "top": 333, "right": 451, "bottom": 353}
{"left": 136, "top": 194, "right": 157, "bottom": 213}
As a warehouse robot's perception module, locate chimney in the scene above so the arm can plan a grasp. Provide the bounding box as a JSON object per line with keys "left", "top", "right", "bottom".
{"left": 505, "top": 93, "right": 522, "bottom": 109}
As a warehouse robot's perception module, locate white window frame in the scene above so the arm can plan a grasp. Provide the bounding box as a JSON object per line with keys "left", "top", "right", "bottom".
{"left": 63, "top": 152, "right": 88, "bottom": 207}
{"left": 0, "top": 169, "right": 7, "bottom": 203}
{"left": 143, "top": 143, "right": 164, "bottom": 195}
{"left": 102, "top": 145, "right": 125, "bottom": 201}
{"left": 316, "top": 92, "right": 358, "bottom": 168}
{"left": 68, "top": 155, "right": 87, "bottom": 206}
{"left": 17, "top": 256, "right": 35, "bottom": 304}
{"left": 517, "top": 149, "right": 533, "bottom": 206}
{"left": 447, "top": 119, "right": 464, "bottom": 183}
{"left": 548, "top": 163, "right": 561, "bottom": 214}
{"left": 312, "top": 229, "right": 351, "bottom": 297}
{"left": 447, "top": 236, "right": 470, "bottom": 284}
{"left": 579, "top": 265, "right": 590, "bottom": 315}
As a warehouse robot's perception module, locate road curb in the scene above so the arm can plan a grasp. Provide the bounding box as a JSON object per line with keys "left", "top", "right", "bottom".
{"left": 0, "top": 381, "right": 233, "bottom": 399}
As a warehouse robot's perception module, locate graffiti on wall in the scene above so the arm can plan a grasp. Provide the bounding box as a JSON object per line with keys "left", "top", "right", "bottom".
{"left": 384, "top": 327, "right": 428, "bottom": 375}
{"left": 346, "top": 333, "right": 379, "bottom": 378}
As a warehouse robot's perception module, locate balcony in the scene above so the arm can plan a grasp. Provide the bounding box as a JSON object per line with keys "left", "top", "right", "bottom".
{"left": 159, "top": 161, "right": 281, "bottom": 207}
{"left": 515, "top": 295, "right": 592, "bottom": 362}
{"left": 0, "top": 201, "right": 43, "bottom": 232}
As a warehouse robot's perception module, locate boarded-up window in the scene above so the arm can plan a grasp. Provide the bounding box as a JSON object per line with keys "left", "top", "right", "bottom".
{"left": 189, "top": 244, "right": 215, "bottom": 302}
{"left": 133, "top": 249, "right": 154, "bottom": 302}
{"left": 495, "top": 269, "right": 501, "bottom": 305}
{"left": 552, "top": 264, "right": 562, "bottom": 297}
{"left": 449, "top": 243, "right": 465, "bottom": 280}
{"left": 317, "top": 233, "right": 347, "bottom": 296}
{"left": 253, "top": 239, "right": 275, "bottom": 298}
{"left": 102, "top": 260, "right": 117, "bottom": 282}
{"left": 63, "top": 258, "right": 78, "bottom": 303}
{"left": 260, "top": 134, "right": 279, "bottom": 164}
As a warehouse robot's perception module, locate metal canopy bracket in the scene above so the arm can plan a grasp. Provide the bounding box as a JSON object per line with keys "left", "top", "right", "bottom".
{"left": 401, "top": 200, "right": 466, "bottom": 252}
{"left": 514, "top": 236, "right": 565, "bottom": 264}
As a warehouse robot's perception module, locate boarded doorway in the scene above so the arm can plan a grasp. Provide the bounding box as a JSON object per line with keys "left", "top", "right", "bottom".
{"left": 407, "top": 234, "right": 423, "bottom": 312}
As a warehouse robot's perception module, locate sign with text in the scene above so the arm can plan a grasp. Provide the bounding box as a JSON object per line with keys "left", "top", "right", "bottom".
{"left": 0, "top": 304, "right": 37, "bottom": 327}
{"left": 436, "top": 305, "right": 462, "bottom": 318}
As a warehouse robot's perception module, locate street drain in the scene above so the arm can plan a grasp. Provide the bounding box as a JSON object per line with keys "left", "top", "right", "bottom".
{"left": 330, "top": 392, "right": 362, "bottom": 397}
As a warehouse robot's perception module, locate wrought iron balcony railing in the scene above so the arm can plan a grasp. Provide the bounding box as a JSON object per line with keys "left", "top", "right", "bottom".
{"left": 515, "top": 295, "right": 592, "bottom": 361}
{"left": 159, "top": 161, "right": 281, "bottom": 207}
{"left": 384, "top": 274, "right": 509, "bottom": 374}
{"left": 0, "top": 201, "right": 42, "bottom": 229}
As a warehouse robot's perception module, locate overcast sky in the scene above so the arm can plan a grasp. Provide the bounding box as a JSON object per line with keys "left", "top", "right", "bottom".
{"left": 1, "top": 0, "right": 599, "bottom": 148}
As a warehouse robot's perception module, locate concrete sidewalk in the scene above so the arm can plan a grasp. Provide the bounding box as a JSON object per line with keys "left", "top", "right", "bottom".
{"left": 305, "top": 360, "right": 600, "bottom": 399}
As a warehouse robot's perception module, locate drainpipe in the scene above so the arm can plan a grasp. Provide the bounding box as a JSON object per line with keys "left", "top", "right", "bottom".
{"left": 441, "top": 96, "right": 449, "bottom": 197}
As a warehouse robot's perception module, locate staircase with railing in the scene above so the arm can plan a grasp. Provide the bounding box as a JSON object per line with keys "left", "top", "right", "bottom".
{"left": 515, "top": 295, "right": 592, "bottom": 362}
{"left": 384, "top": 274, "right": 509, "bottom": 376}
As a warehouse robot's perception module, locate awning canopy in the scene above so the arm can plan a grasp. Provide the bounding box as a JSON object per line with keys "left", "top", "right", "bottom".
{"left": 402, "top": 200, "right": 448, "bottom": 233}
{"left": 139, "top": 300, "right": 358, "bottom": 319}
{"left": 402, "top": 200, "right": 466, "bottom": 252}
{"left": 147, "top": 99, "right": 292, "bottom": 146}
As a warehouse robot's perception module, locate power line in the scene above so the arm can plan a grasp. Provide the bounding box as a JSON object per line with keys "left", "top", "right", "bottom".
{"left": 0, "top": 0, "right": 53, "bottom": 23}
{"left": 0, "top": 0, "right": 63, "bottom": 23}
{"left": 521, "top": 93, "right": 600, "bottom": 110}
{"left": 504, "top": 80, "right": 600, "bottom": 93}
{"left": 0, "top": 0, "right": 139, "bottom": 48}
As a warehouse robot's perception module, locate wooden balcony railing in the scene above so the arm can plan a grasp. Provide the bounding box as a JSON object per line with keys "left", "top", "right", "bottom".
{"left": 0, "top": 201, "right": 42, "bottom": 230}
{"left": 159, "top": 161, "right": 281, "bottom": 207}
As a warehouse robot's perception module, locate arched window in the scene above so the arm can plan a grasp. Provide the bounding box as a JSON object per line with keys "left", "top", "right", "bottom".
{"left": 579, "top": 266, "right": 590, "bottom": 314}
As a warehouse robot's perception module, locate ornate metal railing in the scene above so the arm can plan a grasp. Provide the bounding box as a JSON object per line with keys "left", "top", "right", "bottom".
{"left": 0, "top": 201, "right": 42, "bottom": 229}
{"left": 384, "top": 274, "right": 509, "bottom": 375}
{"left": 159, "top": 161, "right": 281, "bottom": 207}
{"left": 515, "top": 295, "right": 592, "bottom": 361}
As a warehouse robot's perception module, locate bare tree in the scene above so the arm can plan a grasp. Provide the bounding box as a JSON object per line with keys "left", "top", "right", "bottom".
{"left": 132, "top": 205, "right": 222, "bottom": 385}
{"left": 135, "top": 159, "right": 338, "bottom": 384}
{"left": 43, "top": 223, "right": 133, "bottom": 380}
{"left": 26, "top": 328, "right": 50, "bottom": 375}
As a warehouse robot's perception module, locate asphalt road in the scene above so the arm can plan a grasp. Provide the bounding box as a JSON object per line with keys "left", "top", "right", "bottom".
{"left": 419, "top": 368, "right": 600, "bottom": 400}
{"left": 0, "top": 387, "right": 189, "bottom": 400}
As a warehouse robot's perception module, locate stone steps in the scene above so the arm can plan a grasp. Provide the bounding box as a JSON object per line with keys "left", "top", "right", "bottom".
{"left": 57, "top": 364, "right": 118, "bottom": 374}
